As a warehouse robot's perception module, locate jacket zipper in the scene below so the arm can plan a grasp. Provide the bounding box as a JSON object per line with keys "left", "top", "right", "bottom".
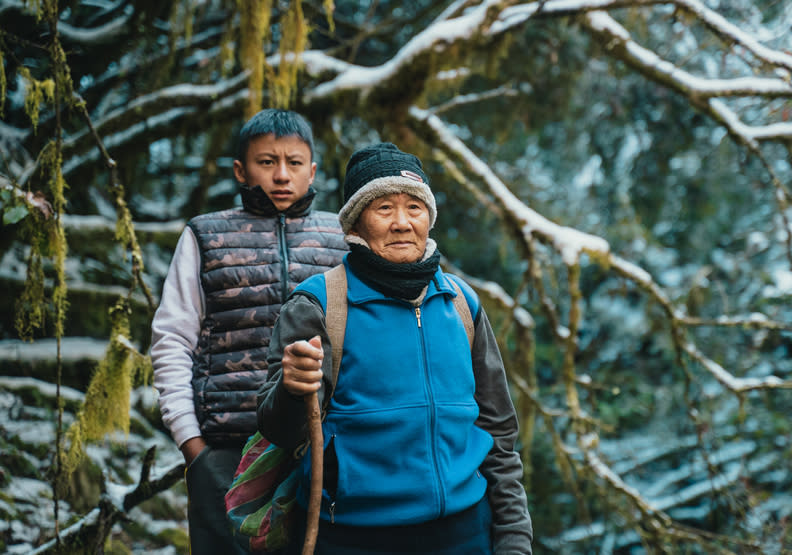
{"left": 277, "top": 213, "right": 290, "bottom": 302}
{"left": 415, "top": 306, "right": 445, "bottom": 517}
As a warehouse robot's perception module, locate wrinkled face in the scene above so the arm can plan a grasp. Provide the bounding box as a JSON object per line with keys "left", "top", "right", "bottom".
{"left": 351, "top": 193, "right": 430, "bottom": 264}
{"left": 233, "top": 134, "right": 316, "bottom": 212}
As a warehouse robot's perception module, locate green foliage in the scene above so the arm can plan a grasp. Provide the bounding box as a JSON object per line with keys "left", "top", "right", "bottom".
{"left": 62, "top": 457, "right": 103, "bottom": 514}
{"left": 103, "top": 539, "right": 133, "bottom": 555}
{"left": 155, "top": 528, "right": 190, "bottom": 552}
{"left": 41, "top": 140, "right": 69, "bottom": 338}
{"left": 237, "top": 0, "right": 273, "bottom": 117}
{"left": 18, "top": 67, "right": 55, "bottom": 132}
{"left": 181, "top": 0, "right": 195, "bottom": 45}
{"left": 61, "top": 299, "right": 153, "bottom": 480}
{"left": 140, "top": 491, "right": 186, "bottom": 521}
{"left": 8, "top": 158, "right": 61, "bottom": 342}
{"left": 0, "top": 188, "right": 29, "bottom": 225}
{"left": 14, "top": 222, "right": 48, "bottom": 341}
{"left": 0, "top": 436, "right": 38, "bottom": 479}
{"left": 112, "top": 177, "right": 149, "bottom": 285}
{"left": 119, "top": 519, "right": 189, "bottom": 553}
{"left": 235, "top": 0, "right": 332, "bottom": 113}
{"left": 271, "top": 0, "right": 308, "bottom": 109}
{"left": 322, "top": 0, "right": 335, "bottom": 33}
{"left": 22, "top": 0, "right": 44, "bottom": 19}
{"left": 593, "top": 381, "right": 656, "bottom": 430}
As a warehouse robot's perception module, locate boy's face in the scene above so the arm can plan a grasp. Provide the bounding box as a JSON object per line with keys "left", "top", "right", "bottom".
{"left": 233, "top": 133, "right": 316, "bottom": 212}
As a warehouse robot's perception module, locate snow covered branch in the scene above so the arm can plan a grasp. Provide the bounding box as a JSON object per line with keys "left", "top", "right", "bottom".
{"left": 681, "top": 313, "right": 792, "bottom": 331}
{"left": 671, "top": 0, "right": 792, "bottom": 72}
{"left": 304, "top": 0, "right": 538, "bottom": 103}
{"left": 608, "top": 255, "right": 791, "bottom": 394}
{"left": 442, "top": 257, "right": 536, "bottom": 330}
{"left": 29, "top": 446, "right": 184, "bottom": 555}
{"left": 57, "top": 12, "right": 134, "bottom": 46}
{"left": 582, "top": 11, "right": 792, "bottom": 146}
{"left": 20, "top": 80, "right": 249, "bottom": 183}
{"left": 431, "top": 85, "right": 520, "bottom": 114}
{"left": 411, "top": 106, "right": 791, "bottom": 402}
{"left": 411, "top": 106, "right": 611, "bottom": 265}
{"left": 681, "top": 341, "right": 792, "bottom": 394}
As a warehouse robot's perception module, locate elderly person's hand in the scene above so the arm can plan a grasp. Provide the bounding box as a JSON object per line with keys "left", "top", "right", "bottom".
{"left": 281, "top": 335, "right": 324, "bottom": 396}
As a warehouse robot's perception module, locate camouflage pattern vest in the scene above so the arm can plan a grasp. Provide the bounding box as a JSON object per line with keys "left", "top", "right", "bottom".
{"left": 188, "top": 199, "right": 347, "bottom": 445}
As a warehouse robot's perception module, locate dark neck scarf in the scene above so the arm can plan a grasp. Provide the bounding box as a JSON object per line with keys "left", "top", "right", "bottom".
{"left": 347, "top": 242, "right": 441, "bottom": 300}
{"left": 240, "top": 185, "right": 316, "bottom": 217}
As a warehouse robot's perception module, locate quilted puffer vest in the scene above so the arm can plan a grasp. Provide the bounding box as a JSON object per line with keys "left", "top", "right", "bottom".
{"left": 188, "top": 206, "right": 347, "bottom": 445}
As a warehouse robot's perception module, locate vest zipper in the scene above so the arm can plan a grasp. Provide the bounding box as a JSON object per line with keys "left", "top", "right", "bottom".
{"left": 277, "top": 213, "right": 290, "bottom": 302}
{"left": 415, "top": 305, "right": 445, "bottom": 517}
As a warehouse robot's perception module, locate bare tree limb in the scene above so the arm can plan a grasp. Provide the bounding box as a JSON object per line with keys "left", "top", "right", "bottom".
{"left": 29, "top": 447, "right": 184, "bottom": 555}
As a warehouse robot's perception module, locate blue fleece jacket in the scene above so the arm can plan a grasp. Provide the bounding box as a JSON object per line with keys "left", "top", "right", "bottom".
{"left": 292, "top": 260, "right": 492, "bottom": 526}
{"left": 257, "top": 259, "right": 533, "bottom": 553}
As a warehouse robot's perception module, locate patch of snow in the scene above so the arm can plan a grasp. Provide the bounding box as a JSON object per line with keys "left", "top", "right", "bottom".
{"left": 4, "top": 415, "right": 59, "bottom": 446}
{"left": 762, "top": 268, "right": 792, "bottom": 298}
{"left": 745, "top": 231, "right": 769, "bottom": 255}
{"left": 572, "top": 155, "right": 603, "bottom": 191}
{"left": 669, "top": 152, "right": 702, "bottom": 177}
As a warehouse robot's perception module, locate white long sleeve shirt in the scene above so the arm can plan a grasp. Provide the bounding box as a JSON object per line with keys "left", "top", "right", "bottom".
{"left": 150, "top": 227, "right": 205, "bottom": 448}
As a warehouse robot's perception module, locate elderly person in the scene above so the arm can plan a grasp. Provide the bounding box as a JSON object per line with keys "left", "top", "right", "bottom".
{"left": 257, "top": 142, "right": 533, "bottom": 554}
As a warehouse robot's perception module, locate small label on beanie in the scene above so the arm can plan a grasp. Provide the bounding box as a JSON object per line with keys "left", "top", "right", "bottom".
{"left": 400, "top": 170, "right": 424, "bottom": 183}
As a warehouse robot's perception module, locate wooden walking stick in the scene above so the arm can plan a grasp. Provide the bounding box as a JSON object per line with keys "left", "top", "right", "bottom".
{"left": 300, "top": 265, "right": 346, "bottom": 553}
{"left": 302, "top": 391, "right": 323, "bottom": 555}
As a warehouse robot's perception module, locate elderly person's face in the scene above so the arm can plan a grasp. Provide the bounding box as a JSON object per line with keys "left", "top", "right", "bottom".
{"left": 351, "top": 193, "right": 430, "bottom": 263}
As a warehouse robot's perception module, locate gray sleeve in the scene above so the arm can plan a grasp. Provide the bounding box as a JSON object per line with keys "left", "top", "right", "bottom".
{"left": 256, "top": 293, "right": 335, "bottom": 450}
{"left": 473, "top": 308, "right": 533, "bottom": 554}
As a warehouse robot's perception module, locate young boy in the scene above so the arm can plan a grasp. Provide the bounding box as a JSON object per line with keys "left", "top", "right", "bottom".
{"left": 150, "top": 109, "right": 347, "bottom": 554}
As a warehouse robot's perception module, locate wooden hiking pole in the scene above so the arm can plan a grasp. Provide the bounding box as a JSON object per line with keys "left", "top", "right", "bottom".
{"left": 303, "top": 391, "right": 323, "bottom": 555}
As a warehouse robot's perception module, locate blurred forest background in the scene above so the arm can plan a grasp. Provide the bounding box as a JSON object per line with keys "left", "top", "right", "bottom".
{"left": 1, "top": 0, "right": 792, "bottom": 553}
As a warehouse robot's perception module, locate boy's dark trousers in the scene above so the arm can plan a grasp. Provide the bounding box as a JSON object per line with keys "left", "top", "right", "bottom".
{"left": 185, "top": 444, "right": 248, "bottom": 555}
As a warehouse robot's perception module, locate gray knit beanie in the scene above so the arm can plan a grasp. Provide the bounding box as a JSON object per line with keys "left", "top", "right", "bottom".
{"left": 338, "top": 142, "right": 437, "bottom": 234}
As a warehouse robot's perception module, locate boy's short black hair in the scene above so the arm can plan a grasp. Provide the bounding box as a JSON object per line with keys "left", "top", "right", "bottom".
{"left": 236, "top": 109, "right": 315, "bottom": 162}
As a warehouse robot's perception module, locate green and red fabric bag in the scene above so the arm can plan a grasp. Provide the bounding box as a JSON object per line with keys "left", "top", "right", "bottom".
{"left": 224, "top": 431, "right": 300, "bottom": 552}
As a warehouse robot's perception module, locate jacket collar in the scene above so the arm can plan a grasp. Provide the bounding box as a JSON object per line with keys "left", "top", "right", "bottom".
{"left": 343, "top": 255, "right": 457, "bottom": 305}
{"left": 240, "top": 185, "right": 316, "bottom": 217}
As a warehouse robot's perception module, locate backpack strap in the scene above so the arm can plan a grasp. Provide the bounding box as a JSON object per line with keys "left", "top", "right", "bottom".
{"left": 450, "top": 281, "right": 475, "bottom": 349}
{"left": 322, "top": 265, "right": 475, "bottom": 394}
{"left": 323, "top": 264, "right": 347, "bottom": 397}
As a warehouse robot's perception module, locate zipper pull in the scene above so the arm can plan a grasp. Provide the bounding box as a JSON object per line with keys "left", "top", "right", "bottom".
{"left": 329, "top": 501, "right": 336, "bottom": 524}
{"left": 415, "top": 307, "right": 422, "bottom": 328}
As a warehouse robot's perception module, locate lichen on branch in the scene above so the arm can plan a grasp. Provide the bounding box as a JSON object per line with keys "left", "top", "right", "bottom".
{"left": 61, "top": 299, "right": 153, "bottom": 480}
